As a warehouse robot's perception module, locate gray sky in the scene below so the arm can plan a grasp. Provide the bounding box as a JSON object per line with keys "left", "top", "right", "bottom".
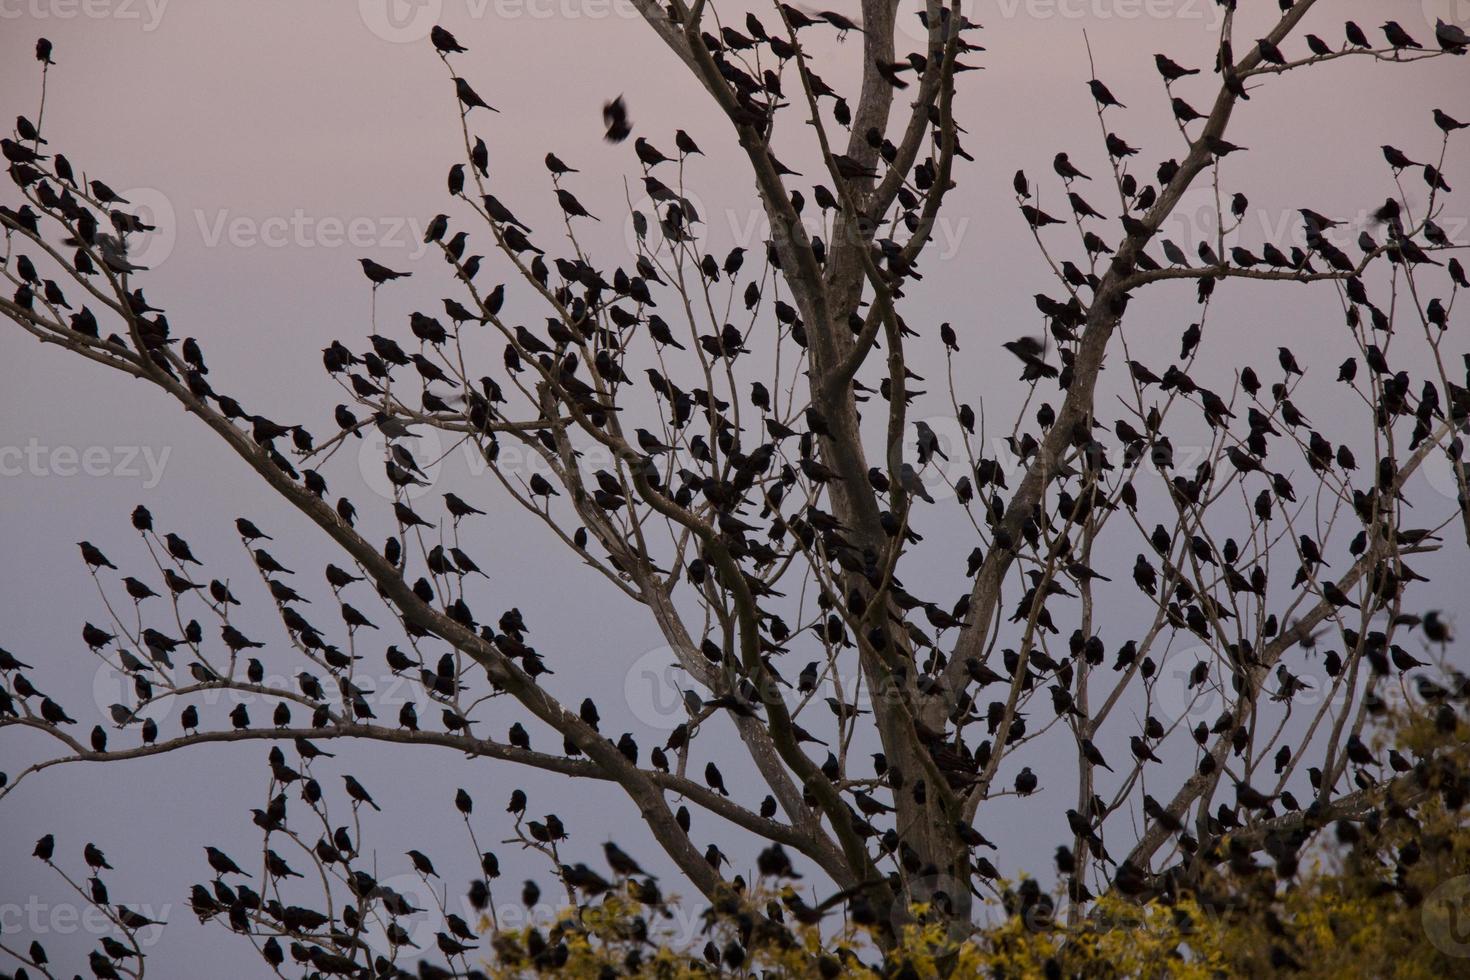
{"left": 3, "top": 1, "right": 1469, "bottom": 976}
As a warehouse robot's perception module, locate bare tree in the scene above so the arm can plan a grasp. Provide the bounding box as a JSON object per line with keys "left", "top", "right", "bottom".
{"left": 3, "top": 2, "right": 1470, "bottom": 976}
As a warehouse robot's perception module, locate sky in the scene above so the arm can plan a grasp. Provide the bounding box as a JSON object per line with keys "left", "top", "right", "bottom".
{"left": 2, "top": 0, "right": 1469, "bottom": 976}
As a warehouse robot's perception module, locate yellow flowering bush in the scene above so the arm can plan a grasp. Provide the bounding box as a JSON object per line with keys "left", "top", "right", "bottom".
{"left": 477, "top": 697, "right": 1470, "bottom": 978}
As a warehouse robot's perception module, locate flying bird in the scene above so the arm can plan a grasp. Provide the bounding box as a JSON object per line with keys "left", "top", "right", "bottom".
{"left": 603, "top": 96, "right": 631, "bottom": 142}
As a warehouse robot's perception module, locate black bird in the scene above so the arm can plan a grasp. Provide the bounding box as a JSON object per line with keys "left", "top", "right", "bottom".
{"left": 295, "top": 737, "right": 334, "bottom": 760}
{"left": 544, "top": 152, "right": 577, "bottom": 176}
{"left": 253, "top": 548, "right": 292, "bottom": 575}
{"left": 1130, "top": 736, "right": 1162, "bottom": 764}
{"left": 163, "top": 537, "right": 201, "bottom": 567}
{"left": 454, "top": 77, "right": 497, "bottom": 113}
{"left": 235, "top": 518, "right": 270, "bottom": 541}
{"left": 437, "top": 932, "right": 477, "bottom": 956}
{"left": 360, "top": 258, "right": 410, "bottom": 285}
{"left": 1255, "top": 38, "right": 1286, "bottom": 66}
{"left": 40, "top": 698, "right": 76, "bottom": 725}
{"left": 444, "top": 493, "right": 485, "bottom": 519}
{"left": 647, "top": 315, "right": 685, "bottom": 349}
{"left": 1020, "top": 205, "right": 1062, "bottom": 228}
{"left": 393, "top": 501, "right": 434, "bottom": 528}
{"left": 80, "top": 625, "right": 114, "bottom": 655}
{"left": 1014, "top": 767, "right": 1038, "bottom": 795}
{"left": 1204, "top": 136, "right": 1246, "bottom": 157}
{"left": 1234, "top": 780, "right": 1274, "bottom": 809}
{"left": 755, "top": 843, "right": 799, "bottom": 879}
{"left": 554, "top": 188, "right": 598, "bottom": 221}
{"left": 634, "top": 138, "right": 670, "bottom": 168}
{"left": 205, "top": 846, "right": 249, "bottom": 877}
{"left": 1088, "top": 78, "right": 1125, "bottom": 108}
{"left": 0, "top": 646, "right": 33, "bottom": 670}
{"left": 343, "top": 775, "right": 382, "bottom": 811}
{"left": 829, "top": 154, "right": 877, "bottom": 182}
{"left": 1278, "top": 346, "right": 1304, "bottom": 376}
{"left": 1439, "top": 20, "right": 1470, "bottom": 53}
{"left": 1002, "top": 335, "right": 1057, "bottom": 379}
{"left": 1381, "top": 21, "right": 1422, "bottom": 51}
{"left": 604, "top": 841, "right": 652, "bottom": 878}
{"left": 454, "top": 788, "right": 473, "bottom": 814}
{"left": 90, "top": 180, "right": 128, "bottom": 204}
{"left": 84, "top": 842, "right": 114, "bottom": 870}
{"left": 265, "top": 850, "right": 302, "bottom": 880}
{"left": 1154, "top": 54, "right": 1198, "bottom": 81}
{"left": 1381, "top": 145, "right": 1416, "bottom": 171}
{"left": 221, "top": 625, "right": 264, "bottom": 653}
{"left": 603, "top": 95, "right": 632, "bottom": 142}
{"left": 430, "top": 25, "right": 467, "bottom": 54}
{"left": 1434, "top": 109, "right": 1469, "bottom": 133}
{"left": 705, "top": 761, "right": 729, "bottom": 796}
{"left": 1107, "top": 133, "right": 1140, "bottom": 157}
{"left": 1081, "top": 738, "right": 1113, "bottom": 771}
{"left": 79, "top": 541, "right": 116, "bottom": 570}
{"left": 676, "top": 129, "right": 701, "bottom": 155}
{"left": 1053, "top": 152, "right": 1090, "bottom": 182}
{"left": 0, "top": 138, "right": 46, "bottom": 164}
{"left": 1171, "top": 97, "right": 1205, "bottom": 124}
{"left": 333, "top": 405, "right": 361, "bottom": 436}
